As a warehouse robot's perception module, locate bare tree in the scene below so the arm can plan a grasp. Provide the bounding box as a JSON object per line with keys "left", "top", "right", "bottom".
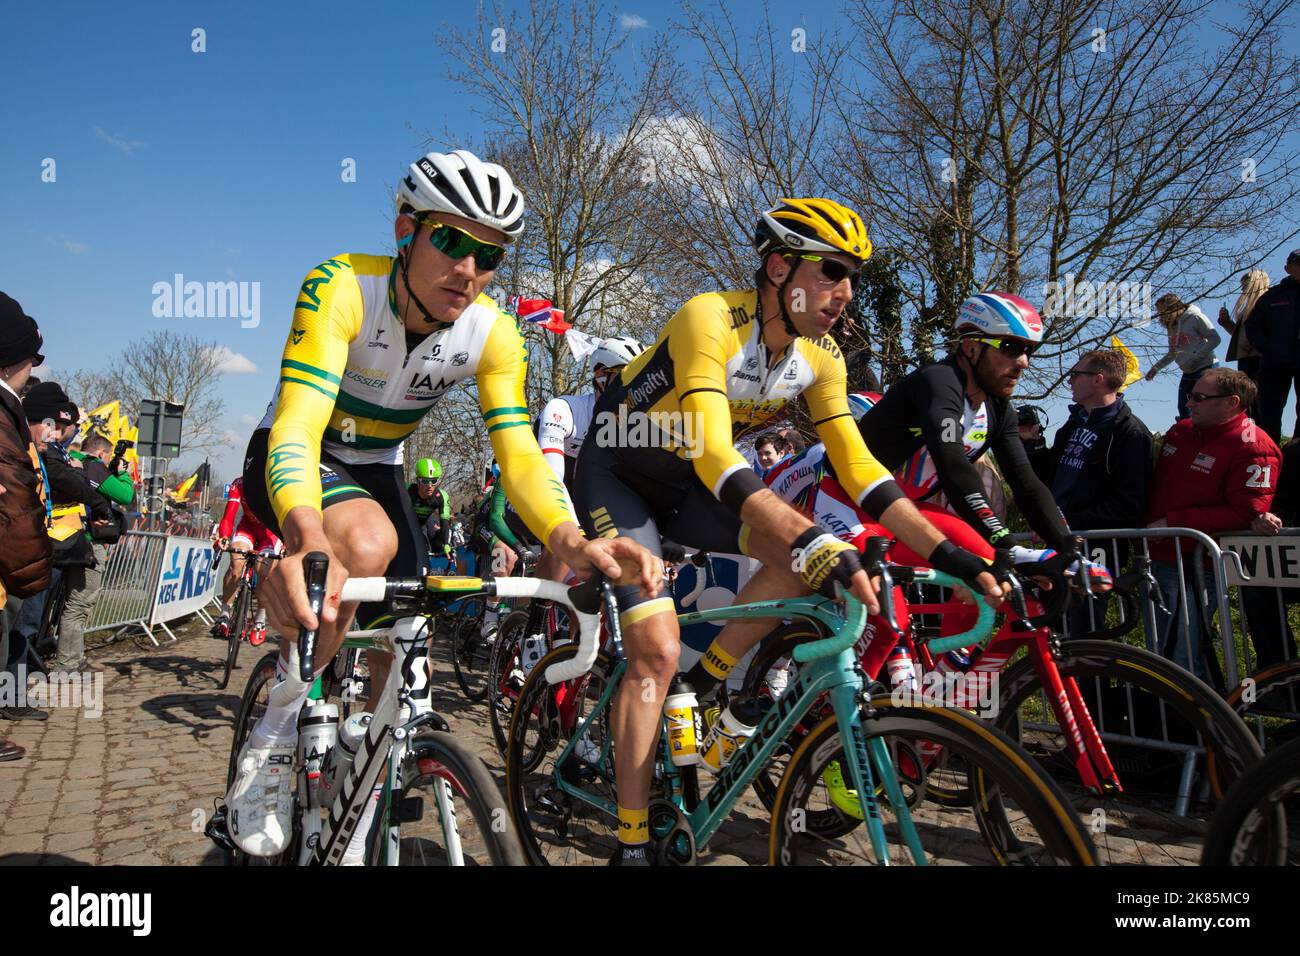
{"left": 827, "top": 0, "right": 1300, "bottom": 393}
{"left": 644, "top": 1, "right": 851, "bottom": 289}
{"left": 403, "top": 0, "right": 683, "bottom": 488}
{"left": 92, "top": 331, "right": 227, "bottom": 451}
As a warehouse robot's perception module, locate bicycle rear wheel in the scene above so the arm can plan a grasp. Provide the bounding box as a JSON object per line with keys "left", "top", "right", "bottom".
{"left": 768, "top": 699, "right": 1097, "bottom": 865}
{"left": 219, "top": 585, "right": 251, "bottom": 691}
{"left": 996, "top": 639, "right": 1263, "bottom": 864}
{"left": 1227, "top": 659, "right": 1300, "bottom": 751}
{"left": 1201, "top": 736, "right": 1300, "bottom": 865}
{"left": 506, "top": 643, "right": 622, "bottom": 865}
{"left": 488, "top": 609, "right": 530, "bottom": 757}
{"left": 450, "top": 597, "right": 493, "bottom": 702}
{"left": 380, "top": 730, "right": 525, "bottom": 866}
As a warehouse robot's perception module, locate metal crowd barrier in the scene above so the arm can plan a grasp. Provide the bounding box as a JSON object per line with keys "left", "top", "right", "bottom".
{"left": 84, "top": 531, "right": 170, "bottom": 644}
{"left": 1216, "top": 528, "right": 1300, "bottom": 745}
{"left": 914, "top": 527, "right": 1250, "bottom": 816}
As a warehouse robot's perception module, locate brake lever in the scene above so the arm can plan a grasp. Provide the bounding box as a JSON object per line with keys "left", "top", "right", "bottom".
{"left": 862, "top": 536, "right": 898, "bottom": 634}
{"left": 992, "top": 550, "right": 1034, "bottom": 632}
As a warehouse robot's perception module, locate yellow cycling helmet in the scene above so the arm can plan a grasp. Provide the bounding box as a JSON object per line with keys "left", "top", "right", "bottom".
{"left": 754, "top": 198, "right": 872, "bottom": 263}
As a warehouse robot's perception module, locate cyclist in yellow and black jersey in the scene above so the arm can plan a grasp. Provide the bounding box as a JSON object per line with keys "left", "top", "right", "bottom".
{"left": 225, "top": 149, "right": 659, "bottom": 859}
{"left": 576, "top": 198, "right": 1001, "bottom": 865}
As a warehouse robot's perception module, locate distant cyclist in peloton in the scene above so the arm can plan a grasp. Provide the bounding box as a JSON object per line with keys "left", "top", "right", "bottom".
{"left": 406, "top": 457, "right": 453, "bottom": 566}
{"left": 212, "top": 477, "right": 283, "bottom": 638}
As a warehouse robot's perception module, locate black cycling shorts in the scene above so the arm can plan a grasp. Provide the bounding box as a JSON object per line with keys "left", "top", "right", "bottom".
{"left": 573, "top": 381, "right": 744, "bottom": 625}
{"left": 242, "top": 429, "right": 427, "bottom": 628}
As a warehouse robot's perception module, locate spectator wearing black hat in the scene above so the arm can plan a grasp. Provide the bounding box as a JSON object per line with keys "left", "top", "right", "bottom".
{"left": 1244, "top": 250, "right": 1300, "bottom": 443}
{"left": 0, "top": 293, "right": 54, "bottom": 749}
{"left": 1017, "top": 405, "right": 1054, "bottom": 484}
{"left": 21, "top": 381, "right": 113, "bottom": 676}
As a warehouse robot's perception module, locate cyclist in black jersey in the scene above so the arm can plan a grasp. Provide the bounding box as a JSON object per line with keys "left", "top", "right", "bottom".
{"left": 856, "top": 291, "right": 1074, "bottom": 553}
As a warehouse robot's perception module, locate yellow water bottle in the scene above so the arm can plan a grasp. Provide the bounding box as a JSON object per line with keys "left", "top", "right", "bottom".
{"left": 663, "top": 677, "right": 700, "bottom": 767}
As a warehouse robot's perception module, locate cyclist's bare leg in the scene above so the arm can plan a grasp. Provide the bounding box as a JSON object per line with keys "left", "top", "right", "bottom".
{"left": 610, "top": 608, "right": 680, "bottom": 819}
{"left": 263, "top": 498, "right": 398, "bottom": 682}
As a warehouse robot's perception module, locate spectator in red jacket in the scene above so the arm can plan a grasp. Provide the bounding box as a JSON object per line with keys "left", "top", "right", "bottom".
{"left": 1144, "top": 368, "right": 1279, "bottom": 679}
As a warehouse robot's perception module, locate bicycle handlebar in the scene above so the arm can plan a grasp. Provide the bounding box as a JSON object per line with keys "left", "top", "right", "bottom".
{"left": 916, "top": 570, "right": 1001, "bottom": 654}
{"left": 298, "top": 552, "right": 330, "bottom": 681}
{"left": 332, "top": 572, "right": 605, "bottom": 685}
{"left": 791, "top": 595, "right": 868, "bottom": 663}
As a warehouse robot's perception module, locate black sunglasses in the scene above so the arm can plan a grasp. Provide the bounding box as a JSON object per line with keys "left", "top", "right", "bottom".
{"left": 1186, "top": 391, "right": 1232, "bottom": 404}
{"left": 784, "top": 253, "right": 863, "bottom": 292}
{"left": 970, "top": 337, "right": 1039, "bottom": 359}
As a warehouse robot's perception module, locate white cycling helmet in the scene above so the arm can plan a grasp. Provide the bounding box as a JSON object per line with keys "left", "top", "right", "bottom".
{"left": 591, "top": 336, "right": 645, "bottom": 369}
{"left": 396, "top": 149, "right": 526, "bottom": 241}
{"left": 955, "top": 291, "right": 1044, "bottom": 342}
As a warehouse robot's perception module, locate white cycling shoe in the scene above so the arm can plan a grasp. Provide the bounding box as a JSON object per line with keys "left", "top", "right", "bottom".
{"left": 225, "top": 734, "right": 296, "bottom": 857}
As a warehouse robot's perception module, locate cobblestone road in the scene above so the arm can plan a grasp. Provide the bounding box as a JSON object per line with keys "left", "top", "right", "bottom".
{"left": 0, "top": 616, "right": 1205, "bottom": 866}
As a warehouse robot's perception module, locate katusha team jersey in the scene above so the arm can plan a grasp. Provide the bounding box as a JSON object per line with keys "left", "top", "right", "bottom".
{"left": 257, "top": 253, "right": 572, "bottom": 544}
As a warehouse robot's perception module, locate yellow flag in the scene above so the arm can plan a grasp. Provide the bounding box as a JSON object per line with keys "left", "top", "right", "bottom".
{"left": 119, "top": 416, "right": 137, "bottom": 460}
{"left": 79, "top": 400, "right": 120, "bottom": 443}
{"left": 173, "top": 468, "right": 199, "bottom": 500}
{"left": 1111, "top": 335, "right": 1142, "bottom": 390}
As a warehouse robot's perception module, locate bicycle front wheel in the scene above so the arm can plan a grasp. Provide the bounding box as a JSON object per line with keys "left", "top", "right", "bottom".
{"left": 769, "top": 700, "right": 1097, "bottom": 865}
{"left": 382, "top": 730, "right": 525, "bottom": 866}
{"left": 1201, "top": 735, "right": 1300, "bottom": 865}
{"left": 996, "top": 639, "right": 1262, "bottom": 863}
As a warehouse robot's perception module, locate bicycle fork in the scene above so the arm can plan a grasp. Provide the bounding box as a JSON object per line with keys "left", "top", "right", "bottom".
{"left": 1032, "top": 635, "right": 1119, "bottom": 796}
{"left": 829, "top": 664, "right": 927, "bottom": 866}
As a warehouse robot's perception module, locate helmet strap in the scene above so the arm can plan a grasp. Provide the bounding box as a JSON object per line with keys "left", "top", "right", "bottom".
{"left": 395, "top": 225, "right": 452, "bottom": 329}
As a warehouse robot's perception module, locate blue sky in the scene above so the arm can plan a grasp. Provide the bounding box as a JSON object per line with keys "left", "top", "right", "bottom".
{"left": 2, "top": 1, "right": 1297, "bottom": 482}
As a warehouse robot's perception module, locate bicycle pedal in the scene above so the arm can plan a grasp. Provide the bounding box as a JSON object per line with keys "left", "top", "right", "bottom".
{"left": 396, "top": 796, "right": 424, "bottom": 824}
{"left": 533, "top": 785, "right": 568, "bottom": 817}
{"left": 204, "top": 804, "right": 237, "bottom": 852}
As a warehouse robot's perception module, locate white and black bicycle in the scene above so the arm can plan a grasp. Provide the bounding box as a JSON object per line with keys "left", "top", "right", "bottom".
{"left": 206, "top": 553, "right": 601, "bottom": 866}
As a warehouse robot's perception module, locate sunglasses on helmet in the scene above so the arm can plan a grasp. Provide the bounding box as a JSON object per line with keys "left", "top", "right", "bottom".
{"left": 415, "top": 217, "right": 507, "bottom": 271}
{"left": 968, "top": 337, "right": 1039, "bottom": 359}
{"left": 783, "top": 253, "right": 863, "bottom": 292}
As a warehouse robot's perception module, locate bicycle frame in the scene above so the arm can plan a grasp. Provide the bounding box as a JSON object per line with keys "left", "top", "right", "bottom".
{"left": 298, "top": 613, "right": 449, "bottom": 866}
{"left": 874, "top": 591, "right": 1119, "bottom": 797}
{"left": 545, "top": 595, "right": 947, "bottom": 865}
{"left": 290, "top": 572, "right": 601, "bottom": 866}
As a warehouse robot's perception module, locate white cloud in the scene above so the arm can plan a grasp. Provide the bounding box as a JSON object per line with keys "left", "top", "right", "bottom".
{"left": 94, "top": 126, "right": 146, "bottom": 156}
{"left": 239, "top": 413, "right": 259, "bottom": 427}
{"left": 62, "top": 238, "right": 89, "bottom": 254}
{"left": 620, "top": 13, "right": 648, "bottom": 29}
{"left": 206, "top": 346, "right": 258, "bottom": 374}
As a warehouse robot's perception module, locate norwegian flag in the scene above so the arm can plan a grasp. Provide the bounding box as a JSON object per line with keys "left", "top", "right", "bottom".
{"left": 509, "top": 296, "right": 572, "bottom": 334}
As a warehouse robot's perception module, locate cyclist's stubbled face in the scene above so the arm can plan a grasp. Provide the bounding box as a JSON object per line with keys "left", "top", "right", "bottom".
{"left": 772, "top": 252, "right": 857, "bottom": 338}
{"left": 417, "top": 480, "right": 436, "bottom": 498}
{"left": 967, "top": 339, "right": 1030, "bottom": 399}
{"left": 393, "top": 212, "right": 508, "bottom": 326}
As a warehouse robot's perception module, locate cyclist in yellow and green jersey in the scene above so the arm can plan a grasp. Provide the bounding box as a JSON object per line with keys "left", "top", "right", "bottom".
{"left": 225, "top": 149, "right": 659, "bottom": 858}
